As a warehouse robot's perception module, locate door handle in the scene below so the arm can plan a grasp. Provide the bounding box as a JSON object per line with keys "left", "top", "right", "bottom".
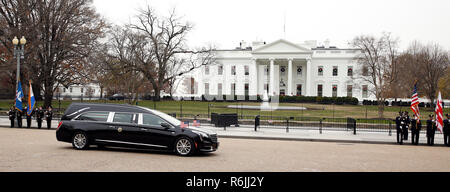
{"left": 140, "top": 128, "right": 149, "bottom": 131}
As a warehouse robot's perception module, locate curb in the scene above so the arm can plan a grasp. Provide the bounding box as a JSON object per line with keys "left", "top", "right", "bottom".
{"left": 216, "top": 134, "right": 396, "bottom": 145}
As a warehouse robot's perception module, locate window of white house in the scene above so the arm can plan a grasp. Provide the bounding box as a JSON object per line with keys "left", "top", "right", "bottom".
{"left": 231, "top": 66, "right": 236, "bottom": 75}
{"left": 297, "top": 66, "right": 302, "bottom": 76}
{"left": 218, "top": 83, "right": 222, "bottom": 96}
{"left": 362, "top": 66, "right": 368, "bottom": 76}
{"left": 244, "top": 65, "right": 249, "bottom": 76}
{"left": 333, "top": 66, "right": 338, "bottom": 76}
{"left": 218, "top": 65, "right": 223, "bottom": 75}
{"left": 332, "top": 85, "right": 338, "bottom": 97}
{"left": 63, "top": 88, "right": 66, "bottom": 93}
{"left": 205, "top": 83, "right": 209, "bottom": 96}
{"left": 264, "top": 66, "right": 268, "bottom": 76}
{"left": 317, "top": 84, "right": 323, "bottom": 97}
{"left": 70, "top": 88, "right": 73, "bottom": 93}
{"left": 296, "top": 84, "right": 302, "bottom": 96}
{"left": 347, "top": 85, "right": 353, "bottom": 97}
{"left": 318, "top": 66, "right": 323, "bottom": 76}
{"left": 205, "top": 66, "right": 210, "bottom": 75}
{"left": 245, "top": 83, "right": 249, "bottom": 96}
{"left": 231, "top": 83, "right": 236, "bottom": 96}
{"left": 347, "top": 66, "right": 353, "bottom": 77}
{"left": 362, "top": 85, "right": 368, "bottom": 98}
{"left": 81, "top": 88, "right": 84, "bottom": 93}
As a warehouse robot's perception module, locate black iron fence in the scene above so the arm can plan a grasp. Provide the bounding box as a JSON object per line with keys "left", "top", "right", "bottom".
{"left": 171, "top": 112, "right": 443, "bottom": 135}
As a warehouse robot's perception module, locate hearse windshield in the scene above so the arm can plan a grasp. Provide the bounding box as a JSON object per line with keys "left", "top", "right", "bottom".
{"left": 147, "top": 109, "right": 181, "bottom": 126}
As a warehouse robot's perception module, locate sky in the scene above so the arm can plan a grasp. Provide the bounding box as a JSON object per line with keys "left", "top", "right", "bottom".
{"left": 93, "top": 0, "right": 450, "bottom": 51}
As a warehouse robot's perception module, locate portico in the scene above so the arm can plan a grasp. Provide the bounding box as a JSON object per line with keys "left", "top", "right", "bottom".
{"left": 251, "top": 39, "right": 313, "bottom": 96}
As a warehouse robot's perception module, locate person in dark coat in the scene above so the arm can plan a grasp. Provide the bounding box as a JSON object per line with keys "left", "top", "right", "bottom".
{"left": 255, "top": 115, "right": 260, "bottom": 132}
{"left": 410, "top": 114, "right": 421, "bottom": 145}
{"left": 403, "top": 111, "right": 410, "bottom": 140}
{"left": 16, "top": 107, "right": 23, "bottom": 128}
{"left": 426, "top": 115, "right": 436, "bottom": 146}
{"left": 25, "top": 106, "right": 32, "bottom": 128}
{"left": 395, "top": 112, "right": 402, "bottom": 144}
{"left": 45, "top": 106, "right": 53, "bottom": 129}
{"left": 8, "top": 106, "right": 16, "bottom": 128}
{"left": 36, "top": 106, "right": 44, "bottom": 129}
{"left": 444, "top": 114, "right": 449, "bottom": 147}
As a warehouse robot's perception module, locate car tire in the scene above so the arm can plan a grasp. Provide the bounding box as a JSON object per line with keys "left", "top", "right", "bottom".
{"left": 174, "top": 137, "right": 195, "bottom": 156}
{"left": 72, "top": 131, "right": 90, "bottom": 150}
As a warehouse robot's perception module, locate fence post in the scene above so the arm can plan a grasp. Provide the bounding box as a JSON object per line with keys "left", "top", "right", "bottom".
{"left": 319, "top": 119, "right": 322, "bottom": 134}
{"left": 389, "top": 122, "right": 392, "bottom": 136}
{"left": 353, "top": 119, "right": 356, "bottom": 135}
{"left": 286, "top": 118, "right": 289, "bottom": 133}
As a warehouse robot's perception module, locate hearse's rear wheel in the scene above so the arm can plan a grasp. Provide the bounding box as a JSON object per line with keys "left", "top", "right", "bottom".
{"left": 72, "top": 131, "right": 90, "bottom": 150}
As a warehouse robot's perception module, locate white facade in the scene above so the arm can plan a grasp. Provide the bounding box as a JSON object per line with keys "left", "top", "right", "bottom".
{"left": 174, "top": 39, "right": 376, "bottom": 101}
{"left": 54, "top": 83, "right": 104, "bottom": 100}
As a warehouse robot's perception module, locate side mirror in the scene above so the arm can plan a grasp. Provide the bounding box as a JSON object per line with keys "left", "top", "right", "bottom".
{"left": 160, "top": 122, "right": 172, "bottom": 129}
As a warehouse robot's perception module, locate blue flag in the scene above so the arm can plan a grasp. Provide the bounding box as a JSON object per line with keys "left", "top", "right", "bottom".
{"left": 15, "top": 81, "right": 24, "bottom": 112}
{"left": 27, "top": 81, "right": 35, "bottom": 116}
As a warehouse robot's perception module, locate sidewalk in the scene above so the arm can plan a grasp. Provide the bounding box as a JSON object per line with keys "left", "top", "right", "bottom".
{"left": 0, "top": 116, "right": 446, "bottom": 146}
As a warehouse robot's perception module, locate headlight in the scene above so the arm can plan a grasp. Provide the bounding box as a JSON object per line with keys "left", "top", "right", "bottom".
{"left": 192, "top": 130, "right": 209, "bottom": 141}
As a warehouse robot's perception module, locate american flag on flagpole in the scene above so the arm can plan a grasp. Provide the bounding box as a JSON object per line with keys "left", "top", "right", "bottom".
{"left": 193, "top": 120, "right": 200, "bottom": 127}
{"left": 410, "top": 82, "right": 420, "bottom": 120}
{"left": 180, "top": 121, "right": 188, "bottom": 129}
{"left": 435, "top": 91, "right": 444, "bottom": 133}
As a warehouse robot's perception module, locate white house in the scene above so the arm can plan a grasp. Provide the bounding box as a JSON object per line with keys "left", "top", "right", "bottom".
{"left": 174, "top": 39, "right": 376, "bottom": 101}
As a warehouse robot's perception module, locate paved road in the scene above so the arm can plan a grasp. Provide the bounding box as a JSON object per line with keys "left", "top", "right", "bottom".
{"left": 0, "top": 128, "right": 449, "bottom": 172}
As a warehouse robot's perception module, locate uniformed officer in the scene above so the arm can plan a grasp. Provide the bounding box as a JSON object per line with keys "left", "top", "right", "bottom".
{"left": 45, "top": 106, "right": 53, "bottom": 129}
{"left": 8, "top": 106, "right": 16, "bottom": 128}
{"left": 25, "top": 106, "right": 32, "bottom": 128}
{"left": 36, "top": 106, "right": 44, "bottom": 129}
{"left": 403, "top": 111, "right": 410, "bottom": 140}
{"left": 444, "top": 114, "right": 449, "bottom": 147}
{"left": 16, "top": 107, "right": 23, "bottom": 128}
{"left": 426, "top": 115, "right": 436, "bottom": 146}
{"left": 395, "top": 112, "right": 402, "bottom": 144}
{"left": 410, "top": 114, "right": 421, "bottom": 145}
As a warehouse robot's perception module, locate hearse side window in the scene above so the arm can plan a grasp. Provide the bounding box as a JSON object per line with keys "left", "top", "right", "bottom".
{"left": 113, "top": 113, "right": 135, "bottom": 124}
{"left": 75, "top": 111, "right": 109, "bottom": 121}
{"left": 142, "top": 113, "right": 167, "bottom": 127}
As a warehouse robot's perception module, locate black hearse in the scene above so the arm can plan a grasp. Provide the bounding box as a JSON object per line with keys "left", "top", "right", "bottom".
{"left": 56, "top": 103, "right": 219, "bottom": 156}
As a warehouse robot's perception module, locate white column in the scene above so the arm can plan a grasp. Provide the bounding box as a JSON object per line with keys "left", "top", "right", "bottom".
{"left": 287, "top": 58, "right": 293, "bottom": 96}
{"left": 269, "top": 58, "right": 275, "bottom": 96}
{"left": 250, "top": 58, "right": 257, "bottom": 96}
{"left": 306, "top": 58, "right": 312, "bottom": 96}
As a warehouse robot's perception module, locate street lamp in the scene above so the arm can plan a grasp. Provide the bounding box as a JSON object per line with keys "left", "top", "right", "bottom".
{"left": 12, "top": 36, "right": 26, "bottom": 92}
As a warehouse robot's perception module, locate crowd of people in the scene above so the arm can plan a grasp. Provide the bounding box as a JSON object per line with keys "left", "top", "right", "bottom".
{"left": 395, "top": 111, "right": 450, "bottom": 146}
{"left": 7, "top": 106, "right": 53, "bottom": 129}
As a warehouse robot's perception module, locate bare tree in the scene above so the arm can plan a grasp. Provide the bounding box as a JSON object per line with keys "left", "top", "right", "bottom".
{"left": 351, "top": 32, "right": 400, "bottom": 118}
{"left": 0, "top": 0, "right": 107, "bottom": 107}
{"left": 129, "top": 5, "right": 216, "bottom": 101}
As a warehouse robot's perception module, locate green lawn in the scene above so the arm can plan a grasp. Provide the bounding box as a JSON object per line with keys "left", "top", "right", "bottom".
{"left": 2, "top": 99, "right": 447, "bottom": 120}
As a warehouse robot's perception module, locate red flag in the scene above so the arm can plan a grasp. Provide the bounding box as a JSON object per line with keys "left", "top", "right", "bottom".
{"left": 435, "top": 91, "right": 444, "bottom": 133}
{"left": 193, "top": 120, "right": 200, "bottom": 127}
{"left": 180, "top": 121, "right": 188, "bottom": 129}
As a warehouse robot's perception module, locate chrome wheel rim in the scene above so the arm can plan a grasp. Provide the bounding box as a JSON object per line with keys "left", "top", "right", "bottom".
{"left": 73, "top": 133, "right": 87, "bottom": 149}
{"left": 176, "top": 138, "right": 191, "bottom": 155}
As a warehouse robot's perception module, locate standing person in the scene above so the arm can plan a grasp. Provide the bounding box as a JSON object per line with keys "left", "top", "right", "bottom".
{"left": 410, "top": 114, "right": 421, "bottom": 145}
{"left": 45, "top": 106, "right": 53, "bottom": 129}
{"left": 16, "top": 107, "right": 23, "bottom": 128}
{"left": 25, "top": 106, "right": 32, "bottom": 128}
{"left": 395, "top": 112, "right": 402, "bottom": 144}
{"left": 444, "top": 114, "right": 449, "bottom": 147}
{"left": 403, "top": 111, "right": 410, "bottom": 140}
{"left": 36, "top": 106, "right": 44, "bottom": 129}
{"left": 255, "top": 115, "right": 260, "bottom": 132}
{"left": 8, "top": 106, "right": 16, "bottom": 128}
{"left": 426, "top": 115, "right": 436, "bottom": 146}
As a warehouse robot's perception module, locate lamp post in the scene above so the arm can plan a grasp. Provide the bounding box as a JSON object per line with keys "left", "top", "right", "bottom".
{"left": 12, "top": 36, "right": 26, "bottom": 92}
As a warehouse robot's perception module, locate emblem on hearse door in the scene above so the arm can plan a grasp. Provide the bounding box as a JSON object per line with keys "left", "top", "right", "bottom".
{"left": 117, "top": 127, "right": 123, "bottom": 133}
